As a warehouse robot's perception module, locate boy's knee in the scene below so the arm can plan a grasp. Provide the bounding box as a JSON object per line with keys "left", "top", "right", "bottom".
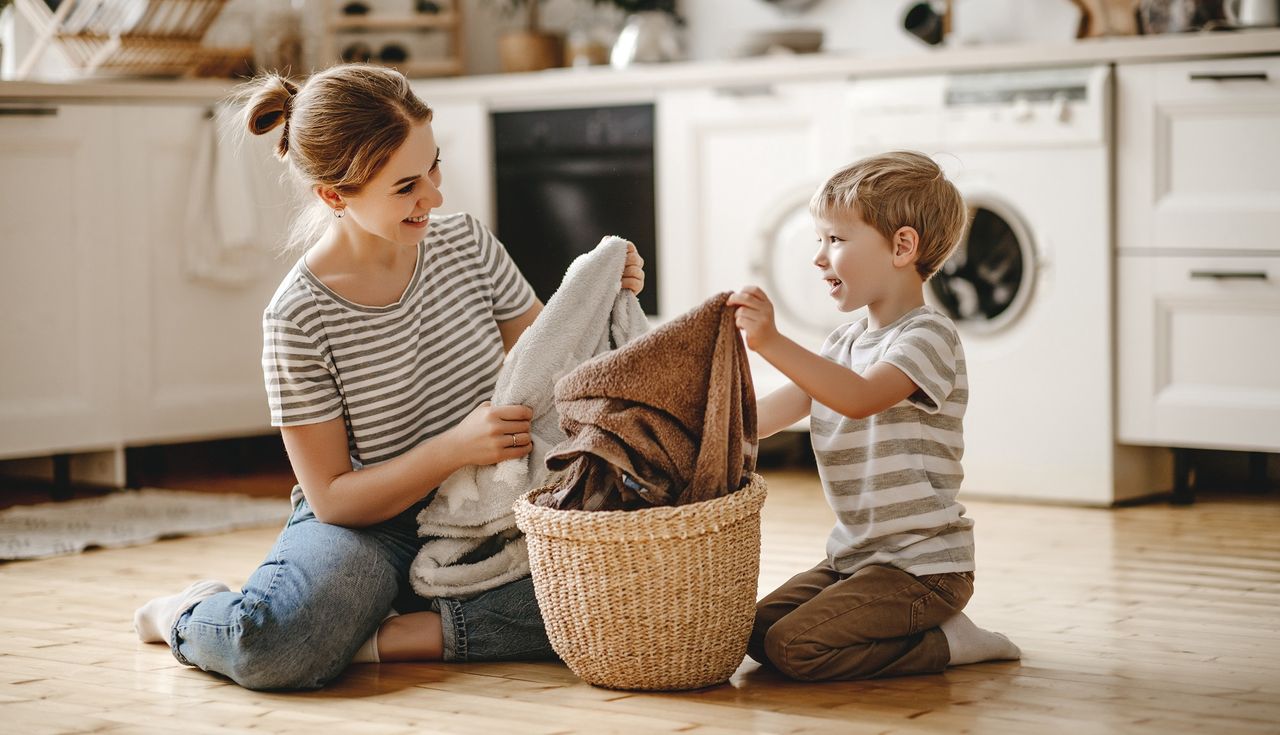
{"left": 762, "top": 621, "right": 819, "bottom": 680}
{"left": 762, "top": 620, "right": 875, "bottom": 682}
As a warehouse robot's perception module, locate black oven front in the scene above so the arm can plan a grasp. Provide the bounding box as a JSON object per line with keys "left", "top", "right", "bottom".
{"left": 492, "top": 103, "right": 658, "bottom": 316}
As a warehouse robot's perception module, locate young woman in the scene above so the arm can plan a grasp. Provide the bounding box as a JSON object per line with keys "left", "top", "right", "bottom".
{"left": 133, "top": 64, "right": 645, "bottom": 691}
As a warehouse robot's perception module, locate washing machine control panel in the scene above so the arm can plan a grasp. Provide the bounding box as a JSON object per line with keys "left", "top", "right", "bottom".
{"left": 848, "top": 66, "right": 1108, "bottom": 148}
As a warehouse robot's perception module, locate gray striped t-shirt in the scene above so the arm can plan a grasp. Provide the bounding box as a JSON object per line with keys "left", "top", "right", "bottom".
{"left": 810, "top": 305, "right": 975, "bottom": 577}
{"left": 261, "top": 212, "right": 537, "bottom": 482}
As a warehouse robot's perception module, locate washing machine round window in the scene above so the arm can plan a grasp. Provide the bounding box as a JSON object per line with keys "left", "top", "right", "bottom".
{"left": 928, "top": 193, "right": 1037, "bottom": 334}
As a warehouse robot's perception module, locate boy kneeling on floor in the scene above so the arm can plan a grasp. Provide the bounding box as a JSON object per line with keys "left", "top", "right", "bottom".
{"left": 728, "top": 151, "right": 1022, "bottom": 681}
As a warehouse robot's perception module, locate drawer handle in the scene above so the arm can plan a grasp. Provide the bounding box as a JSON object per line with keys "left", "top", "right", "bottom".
{"left": 1188, "top": 72, "right": 1269, "bottom": 82}
{"left": 1189, "top": 270, "right": 1269, "bottom": 281}
{"left": 0, "top": 106, "right": 59, "bottom": 117}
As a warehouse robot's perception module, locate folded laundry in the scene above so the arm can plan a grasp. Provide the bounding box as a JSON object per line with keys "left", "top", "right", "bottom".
{"left": 540, "top": 292, "right": 758, "bottom": 511}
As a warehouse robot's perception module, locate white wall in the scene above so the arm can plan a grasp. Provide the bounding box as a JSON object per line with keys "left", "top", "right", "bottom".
{"left": 678, "top": 0, "right": 926, "bottom": 61}
{"left": 457, "top": 0, "right": 928, "bottom": 75}
{"left": 0, "top": 0, "right": 1079, "bottom": 82}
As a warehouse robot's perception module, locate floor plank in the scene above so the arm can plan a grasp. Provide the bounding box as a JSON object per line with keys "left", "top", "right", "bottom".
{"left": 2, "top": 467, "right": 1279, "bottom": 734}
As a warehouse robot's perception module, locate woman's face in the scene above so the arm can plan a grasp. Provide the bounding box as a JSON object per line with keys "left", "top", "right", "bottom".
{"left": 342, "top": 120, "right": 443, "bottom": 248}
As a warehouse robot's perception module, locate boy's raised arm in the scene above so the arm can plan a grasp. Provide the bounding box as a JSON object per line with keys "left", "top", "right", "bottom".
{"left": 753, "top": 334, "right": 918, "bottom": 421}
{"left": 729, "top": 285, "right": 918, "bottom": 422}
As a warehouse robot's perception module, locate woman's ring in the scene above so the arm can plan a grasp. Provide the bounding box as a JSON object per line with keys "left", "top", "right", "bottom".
{"left": 510, "top": 433, "right": 518, "bottom": 448}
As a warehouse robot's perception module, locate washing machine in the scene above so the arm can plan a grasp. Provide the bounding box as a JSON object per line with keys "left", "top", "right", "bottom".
{"left": 753, "top": 66, "right": 1167, "bottom": 505}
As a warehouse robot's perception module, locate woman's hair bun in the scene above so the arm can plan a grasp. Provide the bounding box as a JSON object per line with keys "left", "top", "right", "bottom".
{"left": 244, "top": 74, "right": 300, "bottom": 159}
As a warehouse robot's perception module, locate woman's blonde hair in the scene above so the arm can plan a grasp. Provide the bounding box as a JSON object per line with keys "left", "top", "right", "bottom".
{"left": 810, "top": 151, "right": 968, "bottom": 281}
{"left": 240, "top": 64, "right": 433, "bottom": 252}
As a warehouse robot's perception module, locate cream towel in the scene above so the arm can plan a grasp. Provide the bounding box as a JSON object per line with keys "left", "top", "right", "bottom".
{"left": 411, "top": 236, "right": 649, "bottom": 599}
{"left": 182, "top": 103, "right": 270, "bottom": 288}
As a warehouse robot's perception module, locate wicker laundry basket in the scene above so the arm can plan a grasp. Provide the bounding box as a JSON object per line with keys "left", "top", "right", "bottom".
{"left": 513, "top": 473, "right": 767, "bottom": 691}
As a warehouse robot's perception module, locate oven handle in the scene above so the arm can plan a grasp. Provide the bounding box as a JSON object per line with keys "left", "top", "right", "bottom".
{"left": 0, "top": 106, "right": 59, "bottom": 117}
{"left": 1188, "top": 72, "right": 1269, "bottom": 82}
{"left": 1189, "top": 270, "right": 1269, "bottom": 281}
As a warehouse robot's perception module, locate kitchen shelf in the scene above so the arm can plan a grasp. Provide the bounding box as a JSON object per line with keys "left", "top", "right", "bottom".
{"left": 327, "top": 13, "right": 460, "bottom": 31}
{"left": 13, "top": 0, "right": 233, "bottom": 79}
{"left": 320, "top": 1, "right": 465, "bottom": 79}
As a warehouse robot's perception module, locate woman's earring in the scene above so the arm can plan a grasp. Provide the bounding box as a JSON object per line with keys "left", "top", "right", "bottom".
{"left": 334, "top": 208, "right": 346, "bottom": 219}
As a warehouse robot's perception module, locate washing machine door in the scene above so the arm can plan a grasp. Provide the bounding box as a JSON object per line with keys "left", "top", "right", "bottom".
{"left": 753, "top": 187, "right": 852, "bottom": 343}
{"left": 928, "top": 191, "right": 1038, "bottom": 334}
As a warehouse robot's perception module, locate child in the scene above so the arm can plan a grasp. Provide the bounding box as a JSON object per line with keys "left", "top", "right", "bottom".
{"left": 132, "top": 64, "right": 645, "bottom": 690}
{"left": 727, "top": 151, "right": 1019, "bottom": 681}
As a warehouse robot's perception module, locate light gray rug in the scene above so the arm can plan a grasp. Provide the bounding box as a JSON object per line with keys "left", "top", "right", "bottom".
{"left": 0, "top": 489, "right": 292, "bottom": 561}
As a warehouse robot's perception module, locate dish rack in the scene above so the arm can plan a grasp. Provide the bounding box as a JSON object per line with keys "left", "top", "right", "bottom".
{"left": 13, "top": 0, "right": 232, "bottom": 79}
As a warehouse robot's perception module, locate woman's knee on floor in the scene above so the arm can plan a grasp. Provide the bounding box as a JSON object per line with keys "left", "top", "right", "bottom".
{"left": 190, "top": 526, "right": 402, "bottom": 690}
{"left": 219, "top": 631, "right": 348, "bottom": 691}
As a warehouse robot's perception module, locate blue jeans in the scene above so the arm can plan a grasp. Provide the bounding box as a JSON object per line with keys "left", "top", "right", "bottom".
{"left": 170, "top": 495, "right": 555, "bottom": 690}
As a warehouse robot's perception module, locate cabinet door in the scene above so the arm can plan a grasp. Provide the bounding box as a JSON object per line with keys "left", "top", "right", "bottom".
{"left": 0, "top": 104, "right": 120, "bottom": 459}
{"left": 421, "top": 98, "right": 493, "bottom": 224}
{"left": 1118, "top": 254, "right": 1280, "bottom": 450}
{"left": 115, "top": 105, "right": 294, "bottom": 444}
{"left": 1117, "top": 56, "right": 1280, "bottom": 253}
{"left": 657, "top": 81, "right": 841, "bottom": 321}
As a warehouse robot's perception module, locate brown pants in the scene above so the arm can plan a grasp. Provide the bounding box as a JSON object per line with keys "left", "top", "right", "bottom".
{"left": 748, "top": 561, "right": 974, "bottom": 681}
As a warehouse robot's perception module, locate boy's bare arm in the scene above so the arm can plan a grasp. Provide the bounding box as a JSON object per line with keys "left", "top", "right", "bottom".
{"left": 752, "top": 333, "right": 919, "bottom": 420}
{"left": 728, "top": 286, "right": 918, "bottom": 421}
{"left": 757, "top": 382, "right": 812, "bottom": 439}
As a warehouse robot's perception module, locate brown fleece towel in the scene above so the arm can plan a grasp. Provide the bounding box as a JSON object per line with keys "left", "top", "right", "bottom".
{"left": 539, "top": 292, "right": 758, "bottom": 511}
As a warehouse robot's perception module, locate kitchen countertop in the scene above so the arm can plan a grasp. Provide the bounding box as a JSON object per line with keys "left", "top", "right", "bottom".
{"left": 3, "top": 28, "right": 1279, "bottom": 105}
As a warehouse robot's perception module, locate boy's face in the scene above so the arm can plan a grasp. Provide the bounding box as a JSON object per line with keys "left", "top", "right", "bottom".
{"left": 812, "top": 209, "right": 896, "bottom": 313}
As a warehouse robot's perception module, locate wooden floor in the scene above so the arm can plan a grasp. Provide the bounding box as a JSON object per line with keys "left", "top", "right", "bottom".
{"left": 2, "top": 468, "right": 1279, "bottom": 734}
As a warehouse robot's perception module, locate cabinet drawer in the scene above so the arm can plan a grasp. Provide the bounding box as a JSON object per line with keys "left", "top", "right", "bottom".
{"left": 1117, "top": 254, "right": 1280, "bottom": 450}
{"left": 1117, "top": 56, "right": 1280, "bottom": 254}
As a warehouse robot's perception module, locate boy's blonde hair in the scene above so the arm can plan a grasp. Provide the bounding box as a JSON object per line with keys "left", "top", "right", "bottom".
{"left": 810, "top": 151, "right": 968, "bottom": 281}
{"left": 240, "top": 64, "right": 434, "bottom": 252}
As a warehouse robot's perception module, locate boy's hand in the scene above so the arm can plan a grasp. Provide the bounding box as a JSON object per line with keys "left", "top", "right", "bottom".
{"left": 728, "top": 285, "right": 781, "bottom": 352}
{"left": 621, "top": 242, "right": 645, "bottom": 295}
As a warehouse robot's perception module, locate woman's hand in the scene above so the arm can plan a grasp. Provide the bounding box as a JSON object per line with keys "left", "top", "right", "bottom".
{"left": 621, "top": 242, "right": 645, "bottom": 295}
{"left": 727, "top": 285, "right": 782, "bottom": 353}
{"left": 449, "top": 401, "right": 534, "bottom": 466}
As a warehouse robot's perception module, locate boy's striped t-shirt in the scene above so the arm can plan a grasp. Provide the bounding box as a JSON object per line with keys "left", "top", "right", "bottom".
{"left": 261, "top": 212, "right": 537, "bottom": 483}
{"left": 809, "top": 305, "right": 975, "bottom": 577}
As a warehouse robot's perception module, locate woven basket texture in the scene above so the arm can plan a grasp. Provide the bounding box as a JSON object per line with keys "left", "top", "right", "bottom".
{"left": 514, "top": 474, "right": 767, "bottom": 691}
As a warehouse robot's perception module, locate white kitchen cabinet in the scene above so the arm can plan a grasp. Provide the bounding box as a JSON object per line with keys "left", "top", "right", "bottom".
{"left": 1117, "top": 55, "right": 1280, "bottom": 456}
{"left": 0, "top": 101, "right": 300, "bottom": 475}
{"left": 115, "top": 105, "right": 294, "bottom": 445}
{"left": 1118, "top": 255, "right": 1280, "bottom": 451}
{"left": 656, "top": 81, "right": 842, "bottom": 312}
{"left": 0, "top": 103, "right": 121, "bottom": 460}
{"left": 1117, "top": 56, "right": 1280, "bottom": 254}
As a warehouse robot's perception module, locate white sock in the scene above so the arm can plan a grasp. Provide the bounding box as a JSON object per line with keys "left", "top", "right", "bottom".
{"left": 350, "top": 609, "right": 400, "bottom": 664}
{"left": 941, "top": 612, "right": 1022, "bottom": 666}
{"left": 133, "top": 580, "right": 230, "bottom": 645}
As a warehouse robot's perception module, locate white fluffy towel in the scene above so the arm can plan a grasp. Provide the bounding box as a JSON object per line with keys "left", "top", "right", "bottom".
{"left": 411, "top": 236, "right": 650, "bottom": 599}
